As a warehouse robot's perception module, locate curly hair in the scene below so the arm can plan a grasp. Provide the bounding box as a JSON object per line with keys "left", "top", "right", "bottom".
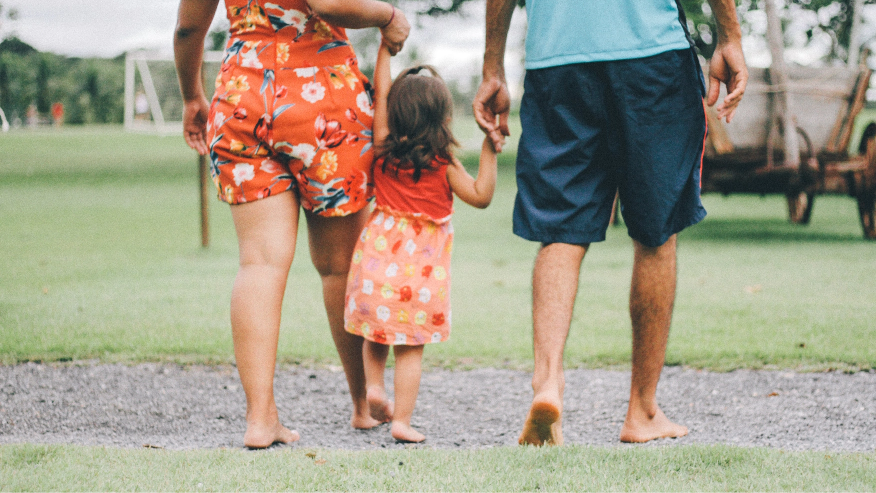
{"left": 377, "top": 65, "right": 459, "bottom": 182}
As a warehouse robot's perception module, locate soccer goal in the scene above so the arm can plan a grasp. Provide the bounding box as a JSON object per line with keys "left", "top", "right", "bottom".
{"left": 124, "top": 50, "right": 224, "bottom": 135}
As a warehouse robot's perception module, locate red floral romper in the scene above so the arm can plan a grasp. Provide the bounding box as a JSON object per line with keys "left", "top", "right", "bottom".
{"left": 207, "top": 0, "right": 374, "bottom": 215}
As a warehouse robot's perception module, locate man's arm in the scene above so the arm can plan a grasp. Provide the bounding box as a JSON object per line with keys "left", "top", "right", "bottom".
{"left": 705, "top": 0, "right": 748, "bottom": 123}
{"left": 473, "top": 0, "right": 516, "bottom": 152}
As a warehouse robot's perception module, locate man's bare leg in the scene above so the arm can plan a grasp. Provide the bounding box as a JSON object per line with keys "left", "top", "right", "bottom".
{"left": 363, "top": 340, "right": 394, "bottom": 423}
{"left": 306, "top": 210, "right": 380, "bottom": 429}
{"left": 620, "top": 235, "right": 689, "bottom": 443}
{"left": 519, "top": 242, "right": 587, "bottom": 446}
{"left": 230, "top": 193, "right": 301, "bottom": 448}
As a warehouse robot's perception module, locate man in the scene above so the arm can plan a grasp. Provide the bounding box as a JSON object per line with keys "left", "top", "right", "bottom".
{"left": 473, "top": 0, "right": 747, "bottom": 445}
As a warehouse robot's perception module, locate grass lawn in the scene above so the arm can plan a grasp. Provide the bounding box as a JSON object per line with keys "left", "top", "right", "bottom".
{"left": 1, "top": 126, "right": 875, "bottom": 491}
{"left": 2, "top": 443, "right": 874, "bottom": 492}
{"left": 2, "top": 126, "right": 874, "bottom": 370}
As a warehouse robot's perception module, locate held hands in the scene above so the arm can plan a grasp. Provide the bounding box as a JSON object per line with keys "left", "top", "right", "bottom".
{"left": 380, "top": 6, "right": 410, "bottom": 56}
{"left": 473, "top": 76, "right": 510, "bottom": 153}
{"left": 182, "top": 97, "right": 210, "bottom": 155}
{"left": 707, "top": 40, "right": 748, "bottom": 123}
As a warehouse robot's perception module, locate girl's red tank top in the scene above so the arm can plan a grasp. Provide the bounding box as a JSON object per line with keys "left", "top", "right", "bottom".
{"left": 373, "top": 156, "right": 453, "bottom": 220}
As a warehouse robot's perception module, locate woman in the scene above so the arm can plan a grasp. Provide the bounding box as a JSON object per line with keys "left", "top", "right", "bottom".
{"left": 174, "top": 0, "right": 409, "bottom": 448}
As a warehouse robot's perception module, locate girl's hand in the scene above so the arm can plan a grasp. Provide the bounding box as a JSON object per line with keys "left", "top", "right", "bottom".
{"left": 183, "top": 97, "right": 210, "bottom": 155}
{"left": 380, "top": 6, "right": 410, "bottom": 55}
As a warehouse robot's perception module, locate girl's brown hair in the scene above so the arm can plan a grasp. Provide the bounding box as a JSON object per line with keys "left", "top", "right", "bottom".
{"left": 378, "top": 65, "right": 458, "bottom": 182}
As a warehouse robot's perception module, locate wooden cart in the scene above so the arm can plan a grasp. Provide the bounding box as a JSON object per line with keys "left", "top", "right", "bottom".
{"left": 702, "top": 59, "right": 876, "bottom": 240}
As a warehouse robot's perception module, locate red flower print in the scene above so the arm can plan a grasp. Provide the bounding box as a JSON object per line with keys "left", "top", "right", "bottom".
{"left": 399, "top": 286, "right": 412, "bottom": 302}
{"left": 432, "top": 313, "right": 445, "bottom": 326}
{"left": 233, "top": 107, "right": 248, "bottom": 120}
{"left": 254, "top": 114, "right": 273, "bottom": 144}
{"left": 345, "top": 108, "right": 358, "bottom": 122}
{"left": 391, "top": 240, "right": 402, "bottom": 254}
{"left": 343, "top": 171, "right": 366, "bottom": 204}
{"left": 371, "top": 329, "right": 387, "bottom": 344}
{"left": 345, "top": 134, "right": 359, "bottom": 145}
{"left": 412, "top": 221, "right": 423, "bottom": 235}
{"left": 275, "top": 85, "right": 288, "bottom": 99}
{"left": 422, "top": 265, "right": 432, "bottom": 278}
{"left": 314, "top": 113, "right": 347, "bottom": 149}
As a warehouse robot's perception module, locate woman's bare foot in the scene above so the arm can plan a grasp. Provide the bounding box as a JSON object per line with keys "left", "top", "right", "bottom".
{"left": 366, "top": 386, "right": 394, "bottom": 423}
{"left": 518, "top": 398, "right": 563, "bottom": 446}
{"left": 619, "top": 406, "right": 688, "bottom": 443}
{"left": 351, "top": 410, "right": 382, "bottom": 429}
{"left": 243, "top": 421, "right": 300, "bottom": 449}
{"left": 391, "top": 421, "right": 425, "bottom": 443}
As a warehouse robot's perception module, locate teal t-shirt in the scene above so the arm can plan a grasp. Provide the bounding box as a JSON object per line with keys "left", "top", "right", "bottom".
{"left": 524, "top": 0, "right": 692, "bottom": 69}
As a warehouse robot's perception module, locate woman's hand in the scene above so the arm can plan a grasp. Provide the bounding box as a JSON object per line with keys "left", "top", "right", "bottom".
{"left": 380, "top": 6, "right": 410, "bottom": 55}
{"left": 183, "top": 97, "right": 210, "bottom": 155}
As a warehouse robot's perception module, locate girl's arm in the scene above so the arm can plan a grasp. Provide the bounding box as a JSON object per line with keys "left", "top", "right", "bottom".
{"left": 446, "top": 138, "right": 498, "bottom": 209}
{"left": 174, "top": 0, "right": 221, "bottom": 155}
{"left": 307, "top": 0, "right": 410, "bottom": 55}
{"left": 371, "top": 42, "right": 392, "bottom": 148}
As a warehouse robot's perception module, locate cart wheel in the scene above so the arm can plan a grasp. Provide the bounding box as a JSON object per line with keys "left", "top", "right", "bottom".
{"left": 787, "top": 190, "right": 815, "bottom": 224}
{"left": 859, "top": 190, "right": 876, "bottom": 240}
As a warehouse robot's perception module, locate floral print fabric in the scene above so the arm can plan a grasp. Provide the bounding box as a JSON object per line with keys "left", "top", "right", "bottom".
{"left": 345, "top": 206, "right": 453, "bottom": 346}
{"left": 207, "top": 0, "right": 374, "bottom": 215}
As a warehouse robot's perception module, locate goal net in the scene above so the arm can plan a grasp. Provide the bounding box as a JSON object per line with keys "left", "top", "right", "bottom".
{"left": 124, "top": 50, "right": 223, "bottom": 135}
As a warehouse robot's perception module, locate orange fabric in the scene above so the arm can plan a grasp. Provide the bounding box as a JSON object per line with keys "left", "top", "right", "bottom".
{"left": 207, "top": 0, "right": 374, "bottom": 215}
{"left": 374, "top": 157, "right": 453, "bottom": 221}
{"left": 345, "top": 206, "right": 453, "bottom": 346}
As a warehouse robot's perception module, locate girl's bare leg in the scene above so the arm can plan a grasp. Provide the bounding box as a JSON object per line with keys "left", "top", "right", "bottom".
{"left": 230, "top": 192, "right": 300, "bottom": 449}
{"left": 305, "top": 209, "right": 379, "bottom": 429}
{"left": 363, "top": 341, "right": 393, "bottom": 422}
{"left": 390, "top": 344, "right": 425, "bottom": 443}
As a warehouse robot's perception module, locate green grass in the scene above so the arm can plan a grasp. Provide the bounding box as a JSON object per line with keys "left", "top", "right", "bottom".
{"left": 1, "top": 126, "right": 875, "bottom": 370}
{"left": 1, "top": 444, "right": 874, "bottom": 491}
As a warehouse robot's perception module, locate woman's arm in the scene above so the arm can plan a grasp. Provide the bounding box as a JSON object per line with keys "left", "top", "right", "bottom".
{"left": 446, "top": 138, "right": 498, "bottom": 209}
{"left": 371, "top": 42, "right": 392, "bottom": 148}
{"left": 174, "top": 0, "right": 220, "bottom": 155}
{"left": 307, "top": 0, "right": 410, "bottom": 54}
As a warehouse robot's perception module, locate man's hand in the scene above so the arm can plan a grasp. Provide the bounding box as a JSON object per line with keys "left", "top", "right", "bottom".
{"left": 183, "top": 97, "right": 210, "bottom": 155}
{"left": 707, "top": 40, "right": 748, "bottom": 123}
{"left": 473, "top": 76, "right": 510, "bottom": 152}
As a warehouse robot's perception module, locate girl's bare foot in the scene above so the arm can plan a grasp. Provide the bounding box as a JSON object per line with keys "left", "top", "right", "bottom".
{"left": 619, "top": 406, "right": 688, "bottom": 443}
{"left": 243, "top": 421, "right": 300, "bottom": 449}
{"left": 391, "top": 421, "right": 425, "bottom": 443}
{"left": 366, "top": 386, "right": 394, "bottom": 423}
{"left": 351, "top": 410, "right": 382, "bottom": 429}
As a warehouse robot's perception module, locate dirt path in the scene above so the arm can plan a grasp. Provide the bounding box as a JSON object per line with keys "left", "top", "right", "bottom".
{"left": 1, "top": 362, "right": 873, "bottom": 451}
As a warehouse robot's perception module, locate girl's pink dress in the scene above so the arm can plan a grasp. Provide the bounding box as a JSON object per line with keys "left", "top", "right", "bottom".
{"left": 344, "top": 157, "right": 454, "bottom": 345}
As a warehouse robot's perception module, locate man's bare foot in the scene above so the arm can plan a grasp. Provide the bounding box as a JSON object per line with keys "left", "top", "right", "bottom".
{"left": 518, "top": 399, "right": 563, "bottom": 446}
{"left": 366, "top": 386, "right": 394, "bottom": 423}
{"left": 619, "top": 407, "right": 688, "bottom": 443}
{"left": 391, "top": 421, "right": 425, "bottom": 443}
{"left": 243, "top": 421, "right": 300, "bottom": 449}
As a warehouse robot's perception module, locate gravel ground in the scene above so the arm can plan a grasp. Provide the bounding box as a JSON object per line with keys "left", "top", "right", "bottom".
{"left": 0, "top": 362, "right": 874, "bottom": 452}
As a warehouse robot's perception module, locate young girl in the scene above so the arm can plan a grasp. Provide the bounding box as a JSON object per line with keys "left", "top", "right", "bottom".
{"left": 344, "top": 42, "right": 498, "bottom": 443}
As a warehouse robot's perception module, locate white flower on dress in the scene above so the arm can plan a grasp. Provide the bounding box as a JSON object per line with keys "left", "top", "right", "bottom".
{"left": 383, "top": 215, "right": 395, "bottom": 230}
{"left": 348, "top": 298, "right": 357, "bottom": 314}
{"left": 418, "top": 287, "right": 431, "bottom": 303}
{"left": 405, "top": 239, "right": 416, "bottom": 255}
{"left": 232, "top": 163, "right": 255, "bottom": 186}
{"left": 290, "top": 143, "right": 316, "bottom": 167}
{"left": 373, "top": 212, "right": 385, "bottom": 225}
{"left": 272, "top": 6, "right": 308, "bottom": 32}
{"left": 260, "top": 159, "right": 279, "bottom": 174}
{"left": 385, "top": 263, "right": 399, "bottom": 277}
{"left": 356, "top": 91, "right": 374, "bottom": 117}
{"left": 240, "top": 48, "right": 263, "bottom": 69}
{"left": 213, "top": 111, "right": 226, "bottom": 130}
{"left": 301, "top": 81, "right": 326, "bottom": 103}
{"left": 394, "top": 333, "right": 407, "bottom": 345}
{"left": 431, "top": 332, "right": 442, "bottom": 343}
{"left": 294, "top": 66, "right": 319, "bottom": 78}
{"left": 376, "top": 305, "right": 390, "bottom": 322}
{"left": 362, "top": 279, "right": 374, "bottom": 295}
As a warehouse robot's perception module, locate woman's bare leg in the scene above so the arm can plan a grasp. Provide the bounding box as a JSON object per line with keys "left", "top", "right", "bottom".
{"left": 363, "top": 340, "right": 393, "bottom": 422}
{"left": 304, "top": 209, "right": 379, "bottom": 429}
{"left": 230, "top": 192, "right": 300, "bottom": 448}
{"left": 390, "top": 344, "right": 425, "bottom": 443}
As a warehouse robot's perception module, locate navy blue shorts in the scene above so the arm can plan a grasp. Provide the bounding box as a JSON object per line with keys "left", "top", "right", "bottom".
{"left": 514, "top": 48, "right": 708, "bottom": 248}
